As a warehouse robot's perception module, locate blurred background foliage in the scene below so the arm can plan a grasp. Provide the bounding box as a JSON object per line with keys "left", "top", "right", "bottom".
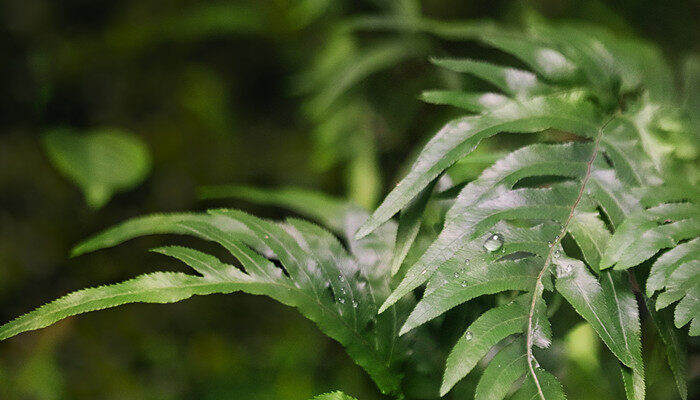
{"left": 0, "top": 0, "right": 698, "bottom": 399}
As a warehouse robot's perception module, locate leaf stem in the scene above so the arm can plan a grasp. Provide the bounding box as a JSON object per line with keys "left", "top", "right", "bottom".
{"left": 525, "top": 116, "right": 613, "bottom": 399}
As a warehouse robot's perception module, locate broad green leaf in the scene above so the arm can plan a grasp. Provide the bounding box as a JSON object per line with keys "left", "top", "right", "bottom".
{"left": 43, "top": 128, "right": 152, "bottom": 209}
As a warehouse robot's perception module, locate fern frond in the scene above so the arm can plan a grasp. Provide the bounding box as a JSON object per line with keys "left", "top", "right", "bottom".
{"left": 0, "top": 190, "right": 411, "bottom": 396}
{"left": 359, "top": 16, "right": 696, "bottom": 399}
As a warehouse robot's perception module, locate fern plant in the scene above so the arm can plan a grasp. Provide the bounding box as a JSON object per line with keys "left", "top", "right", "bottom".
{"left": 1, "top": 15, "right": 698, "bottom": 400}
{"left": 354, "top": 13, "right": 698, "bottom": 400}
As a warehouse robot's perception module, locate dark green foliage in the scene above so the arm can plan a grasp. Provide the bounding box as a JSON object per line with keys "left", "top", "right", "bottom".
{"left": 1, "top": 10, "right": 698, "bottom": 400}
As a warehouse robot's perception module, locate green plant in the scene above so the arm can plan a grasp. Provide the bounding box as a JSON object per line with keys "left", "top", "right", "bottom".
{"left": 42, "top": 128, "right": 152, "bottom": 209}
{"left": 2, "top": 15, "right": 698, "bottom": 400}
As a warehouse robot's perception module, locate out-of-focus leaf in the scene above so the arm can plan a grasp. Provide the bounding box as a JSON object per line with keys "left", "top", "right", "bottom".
{"left": 42, "top": 128, "right": 152, "bottom": 209}
{"left": 310, "top": 391, "right": 358, "bottom": 400}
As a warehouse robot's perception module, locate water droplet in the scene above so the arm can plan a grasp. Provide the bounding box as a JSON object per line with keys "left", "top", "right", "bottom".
{"left": 338, "top": 298, "right": 346, "bottom": 304}
{"left": 340, "top": 287, "right": 346, "bottom": 294}
{"left": 453, "top": 271, "right": 460, "bottom": 278}
{"left": 352, "top": 300, "right": 358, "bottom": 308}
{"left": 461, "top": 280, "right": 467, "bottom": 288}
{"left": 553, "top": 250, "right": 561, "bottom": 258}
{"left": 547, "top": 241, "right": 553, "bottom": 248}
{"left": 530, "top": 355, "right": 540, "bottom": 368}
{"left": 465, "top": 331, "right": 473, "bottom": 341}
{"left": 465, "top": 259, "right": 470, "bottom": 266}
{"left": 421, "top": 269, "right": 427, "bottom": 275}
{"left": 338, "top": 274, "right": 344, "bottom": 281}
{"left": 483, "top": 233, "right": 504, "bottom": 252}
{"left": 557, "top": 263, "right": 574, "bottom": 278}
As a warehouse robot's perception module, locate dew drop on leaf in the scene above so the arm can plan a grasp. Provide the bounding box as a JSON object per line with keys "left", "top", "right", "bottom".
{"left": 460, "top": 280, "right": 467, "bottom": 288}
{"left": 547, "top": 241, "right": 553, "bottom": 248}
{"left": 465, "top": 258, "right": 470, "bottom": 266}
{"left": 352, "top": 300, "right": 358, "bottom": 308}
{"left": 553, "top": 250, "right": 561, "bottom": 258}
{"left": 483, "top": 233, "right": 503, "bottom": 252}
{"left": 465, "top": 331, "right": 473, "bottom": 341}
{"left": 557, "top": 263, "right": 574, "bottom": 278}
{"left": 338, "top": 297, "right": 346, "bottom": 304}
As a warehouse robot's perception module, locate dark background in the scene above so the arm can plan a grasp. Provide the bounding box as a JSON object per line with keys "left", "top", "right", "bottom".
{"left": 0, "top": 1, "right": 698, "bottom": 399}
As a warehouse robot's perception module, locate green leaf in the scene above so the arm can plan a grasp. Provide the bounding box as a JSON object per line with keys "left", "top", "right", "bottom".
{"left": 3, "top": 199, "right": 411, "bottom": 395}
{"left": 355, "top": 91, "right": 600, "bottom": 239}
{"left": 310, "top": 391, "right": 358, "bottom": 400}
{"left": 568, "top": 210, "right": 611, "bottom": 272}
{"left": 430, "top": 58, "right": 550, "bottom": 97}
{"left": 474, "top": 338, "right": 528, "bottom": 400}
{"left": 42, "top": 128, "right": 152, "bottom": 209}
{"left": 198, "top": 184, "right": 359, "bottom": 234}
{"left": 420, "top": 90, "right": 510, "bottom": 112}
{"left": 441, "top": 295, "right": 530, "bottom": 396}
{"left": 601, "top": 203, "right": 700, "bottom": 270}
{"left": 390, "top": 180, "right": 436, "bottom": 275}
{"left": 510, "top": 368, "right": 566, "bottom": 400}
{"left": 600, "top": 271, "right": 644, "bottom": 400}
{"left": 644, "top": 296, "right": 688, "bottom": 399}
{"left": 647, "top": 239, "right": 700, "bottom": 297}
{"left": 554, "top": 259, "right": 635, "bottom": 367}
{"left": 0, "top": 272, "right": 245, "bottom": 341}
{"left": 70, "top": 213, "right": 266, "bottom": 257}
